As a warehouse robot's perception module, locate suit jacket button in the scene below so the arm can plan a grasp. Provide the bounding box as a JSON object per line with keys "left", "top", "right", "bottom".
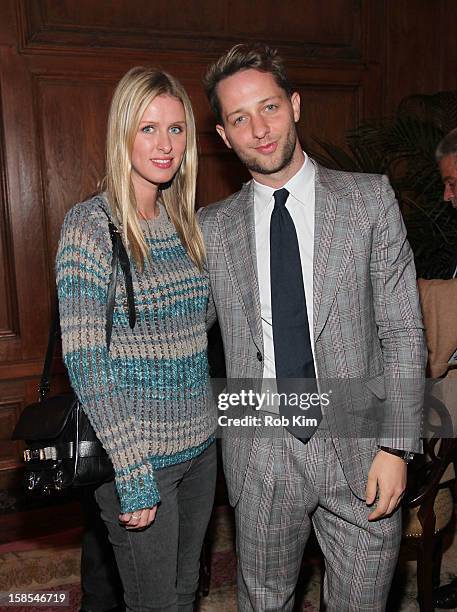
{"left": 257, "top": 351, "right": 263, "bottom": 361}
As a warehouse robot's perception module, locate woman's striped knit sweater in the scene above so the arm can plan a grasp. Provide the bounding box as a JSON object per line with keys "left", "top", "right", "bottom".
{"left": 56, "top": 194, "right": 216, "bottom": 513}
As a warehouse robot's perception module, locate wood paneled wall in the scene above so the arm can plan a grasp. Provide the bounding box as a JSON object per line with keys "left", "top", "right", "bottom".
{"left": 0, "top": 0, "right": 455, "bottom": 488}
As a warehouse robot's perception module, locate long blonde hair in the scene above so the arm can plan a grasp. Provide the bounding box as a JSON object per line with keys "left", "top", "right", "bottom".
{"left": 105, "top": 67, "right": 204, "bottom": 270}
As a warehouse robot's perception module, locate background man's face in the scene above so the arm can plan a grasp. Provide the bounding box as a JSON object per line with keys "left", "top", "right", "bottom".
{"left": 439, "top": 153, "right": 457, "bottom": 209}
{"left": 215, "top": 69, "right": 301, "bottom": 181}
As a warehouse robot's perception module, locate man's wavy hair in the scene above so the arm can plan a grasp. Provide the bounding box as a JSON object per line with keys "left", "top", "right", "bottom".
{"left": 203, "top": 43, "right": 293, "bottom": 124}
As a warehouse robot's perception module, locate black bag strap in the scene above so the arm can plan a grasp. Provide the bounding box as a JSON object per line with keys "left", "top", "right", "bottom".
{"left": 39, "top": 206, "right": 136, "bottom": 400}
{"left": 39, "top": 307, "right": 60, "bottom": 401}
{"left": 106, "top": 219, "right": 136, "bottom": 348}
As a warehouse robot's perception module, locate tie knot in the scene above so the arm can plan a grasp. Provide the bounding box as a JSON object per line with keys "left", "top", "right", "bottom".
{"left": 273, "top": 188, "right": 289, "bottom": 208}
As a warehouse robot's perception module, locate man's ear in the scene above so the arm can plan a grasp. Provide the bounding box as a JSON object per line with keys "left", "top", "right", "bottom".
{"left": 216, "top": 123, "right": 232, "bottom": 150}
{"left": 291, "top": 92, "right": 301, "bottom": 123}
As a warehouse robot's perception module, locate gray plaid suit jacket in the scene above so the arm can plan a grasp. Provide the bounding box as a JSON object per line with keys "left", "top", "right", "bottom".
{"left": 198, "top": 162, "right": 426, "bottom": 506}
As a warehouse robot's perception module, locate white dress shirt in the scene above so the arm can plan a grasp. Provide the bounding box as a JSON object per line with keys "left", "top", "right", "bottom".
{"left": 254, "top": 154, "right": 316, "bottom": 381}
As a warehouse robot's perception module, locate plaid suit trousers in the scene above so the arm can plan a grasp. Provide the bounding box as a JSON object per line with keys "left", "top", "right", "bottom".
{"left": 234, "top": 426, "right": 401, "bottom": 612}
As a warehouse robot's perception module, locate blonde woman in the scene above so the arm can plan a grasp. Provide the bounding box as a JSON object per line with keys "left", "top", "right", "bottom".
{"left": 56, "top": 67, "right": 217, "bottom": 611}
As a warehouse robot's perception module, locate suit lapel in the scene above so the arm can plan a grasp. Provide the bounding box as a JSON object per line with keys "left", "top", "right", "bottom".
{"left": 215, "top": 165, "right": 358, "bottom": 349}
{"left": 218, "top": 182, "right": 263, "bottom": 349}
{"left": 313, "top": 164, "right": 358, "bottom": 341}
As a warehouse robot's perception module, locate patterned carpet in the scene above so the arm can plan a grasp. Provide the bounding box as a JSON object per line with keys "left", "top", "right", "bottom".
{"left": 1, "top": 504, "right": 457, "bottom": 611}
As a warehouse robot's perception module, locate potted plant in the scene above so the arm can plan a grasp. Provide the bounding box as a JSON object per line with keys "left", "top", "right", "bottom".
{"left": 310, "top": 91, "right": 457, "bottom": 278}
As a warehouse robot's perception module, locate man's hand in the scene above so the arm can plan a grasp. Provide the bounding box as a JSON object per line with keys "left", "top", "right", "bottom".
{"left": 366, "top": 450, "right": 407, "bottom": 521}
{"left": 119, "top": 506, "right": 157, "bottom": 530}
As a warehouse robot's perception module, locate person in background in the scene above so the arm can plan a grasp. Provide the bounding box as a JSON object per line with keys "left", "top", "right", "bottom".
{"left": 199, "top": 43, "right": 426, "bottom": 612}
{"left": 79, "top": 487, "right": 123, "bottom": 612}
{"left": 431, "top": 127, "right": 457, "bottom": 609}
{"left": 435, "top": 127, "right": 457, "bottom": 279}
{"left": 56, "top": 66, "right": 217, "bottom": 612}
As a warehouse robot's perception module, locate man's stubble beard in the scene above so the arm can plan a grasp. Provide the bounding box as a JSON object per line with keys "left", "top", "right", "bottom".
{"left": 233, "top": 123, "right": 298, "bottom": 176}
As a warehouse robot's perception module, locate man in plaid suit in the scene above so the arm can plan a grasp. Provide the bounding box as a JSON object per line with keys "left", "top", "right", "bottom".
{"left": 199, "top": 44, "right": 426, "bottom": 611}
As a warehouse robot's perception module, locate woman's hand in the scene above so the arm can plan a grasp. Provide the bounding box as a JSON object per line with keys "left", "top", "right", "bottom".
{"left": 119, "top": 506, "right": 157, "bottom": 530}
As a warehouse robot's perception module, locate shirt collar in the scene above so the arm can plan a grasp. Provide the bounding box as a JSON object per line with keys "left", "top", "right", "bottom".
{"left": 253, "top": 153, "right": 314, "bottom": 215}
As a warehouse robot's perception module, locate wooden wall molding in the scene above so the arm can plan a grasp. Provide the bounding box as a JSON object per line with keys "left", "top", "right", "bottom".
{"left": 0, "top": 391, "right": 24, "bottom": 488}
{"left": 17, "top": 0, "right": 365, "bottom": 61}
{"left": 0, "top": 47, "right": 52, "bottom": 365}
{"left": 0, "top": 398, "right": 22, "bottom": 442}
{"left": 0, "top": 359, "right": 43, "bottom": 381}
{"left": 0, "top": 82, "right": 19, "bottom": 342}
{"left": 297, "top": 82, "right": 363, "bottom": 152}
{"left": 32, "top": 72, "right": 117, "bottom": 295}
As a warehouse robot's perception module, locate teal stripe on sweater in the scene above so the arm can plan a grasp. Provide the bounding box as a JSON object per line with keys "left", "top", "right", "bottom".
{"left": 57, "top": 259, "right": 107, "bottom": 284}
{"left": 64, "top": 347, "right": 209, "bottom": 401}
{"left": 146, "top": 234, "right": 178, "bottom": 244}
{"left": 115, "top": 468, "right": 160, "bottom": 514}
{"left": 58, "top": 277, "right": 106, "bottom": 303}
{"left": 58, "top": 245, "right": 108, "bottom": 271}
{"left": 115, "top": 437, "right": 214, "bottom": 479}
{"left": 149, "top": 437, "right": 215, "bottom": 469}
{"left": 113, "top": 295, "right": 208, "bottom": 325}
{"left": 111, "top": 351, "right": 209, "bottom": 390}
{"left": 151, "top": 244, "right": 187, "bottom": 261}
{"left": 64, "top": 346, "right": 113, "bottom": 396}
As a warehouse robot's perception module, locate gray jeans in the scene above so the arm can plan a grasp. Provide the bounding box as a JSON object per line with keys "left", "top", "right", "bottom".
{"left": 95, "top": 442, "right": 217, "bottom": 612}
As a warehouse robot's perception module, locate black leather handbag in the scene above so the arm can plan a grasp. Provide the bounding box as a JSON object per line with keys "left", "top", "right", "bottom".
{"left": 12, "top": 207, "right": 136, "bottom": 494}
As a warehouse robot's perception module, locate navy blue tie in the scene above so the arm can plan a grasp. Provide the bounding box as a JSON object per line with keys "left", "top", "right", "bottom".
{"left": 270, "top": 188, "right": 321, "bottom": 439}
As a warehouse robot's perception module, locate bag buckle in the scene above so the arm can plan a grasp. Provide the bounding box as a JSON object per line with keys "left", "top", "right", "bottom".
{"left": 23, "top": 448, "right": 47, "bottom": 461}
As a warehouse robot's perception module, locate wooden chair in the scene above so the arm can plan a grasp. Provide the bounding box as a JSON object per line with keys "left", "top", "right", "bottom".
{"left": 401, "top": 278, "right": 457, "bottom": 612}
{"left": 403, "top": 391, "right": 457, "bottom": 612}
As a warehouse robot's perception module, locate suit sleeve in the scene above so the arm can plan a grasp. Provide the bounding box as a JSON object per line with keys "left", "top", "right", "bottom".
{"left": 370, "top": 175, "right": 427, "bottom": 452}
{"left": 197, "top": 206, "right": 217, "bottom": 330}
